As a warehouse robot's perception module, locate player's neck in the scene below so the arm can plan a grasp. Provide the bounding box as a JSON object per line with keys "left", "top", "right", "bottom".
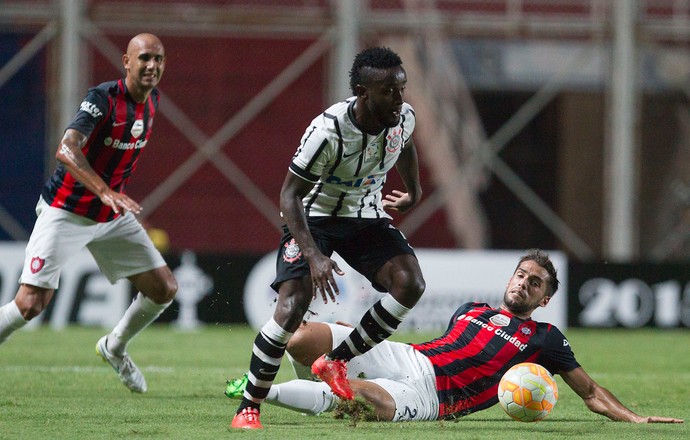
{"left": 352, "top": 100, "right": 385, "bottom": 136}
{"left": 125, "top": 80, "right": 152, "bottom": 103}
{"left": 499, "top": 304, "right": 532, "bottom": 321}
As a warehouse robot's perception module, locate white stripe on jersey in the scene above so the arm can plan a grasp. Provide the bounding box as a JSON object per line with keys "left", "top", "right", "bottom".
{"left": 289, "top": 97, "right": 416, "bottom": 218}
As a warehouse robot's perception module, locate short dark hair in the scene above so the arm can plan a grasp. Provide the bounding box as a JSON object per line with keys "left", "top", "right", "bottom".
{"left": 349, "top": 47, "right": 403, "bottom": 95}
{"left": 515, "top": 249, "right": 560, "bottom": 296}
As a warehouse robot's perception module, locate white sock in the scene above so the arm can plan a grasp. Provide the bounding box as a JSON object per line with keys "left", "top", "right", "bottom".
{"left": 107, "top": 293, "right": 171, "bottom": 356}
{"left": 266, "top": 380, "right": 338, "bottom": 415}
{"left": 0, "top": 301, "right": 28, "bottom": 345}
{"left": 380, "top": 294, "right": 411, "bottom": 321}
{"left": 262, "top": 317, "right": 292, "bottom": 344}
{"left": 286, "top": 352, "right": 315, "bottom": 380}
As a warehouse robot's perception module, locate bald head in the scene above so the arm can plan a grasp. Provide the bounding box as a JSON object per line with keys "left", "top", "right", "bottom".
{"left": 122, "top": 33, "right": 166, "bottom": 102}
{"left": 127, "top": 33, "right": 164, "bottom": 56}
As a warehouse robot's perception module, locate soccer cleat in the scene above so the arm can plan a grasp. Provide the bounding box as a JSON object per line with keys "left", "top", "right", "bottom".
{"left": 230, "top": 407, "right": 263, "bottom": 429}
{"left": 311, "top": 354, "right": 354, "bottom": 400}
{"left": 224, "top": 374, "right": 248, "bottom": 399}
{"left": 96, "top": 335, "right": 147, "bottom": 393}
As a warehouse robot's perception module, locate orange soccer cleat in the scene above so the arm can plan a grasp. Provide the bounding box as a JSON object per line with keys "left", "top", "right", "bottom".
{"left": 311, "top": 354, "right": 354, "bottom": 400}
{"left": 230, "top": 407, "right": 263, "bottom": 430}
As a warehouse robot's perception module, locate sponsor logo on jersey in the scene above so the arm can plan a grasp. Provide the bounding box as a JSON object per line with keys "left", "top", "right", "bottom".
{"left": 461, "top": 314, "right": 528, "bottom": 351}
{"left": 563, "top": 339, "right": 570, "bottom": 347}
{"left": 365, "top": 142, "right": 380, "bottom": 162}
{"left": 79, "top": 100, "right": 103, "bottom": 119}
{"left": 111, "top": 139, "right": 148, "bottom": 150}
{"left": 283, "top": 239, "right": 302, "bottom": 263}
{"left": 131, "top": 119, "right": 144, "bottom": 138}
{"left": 490, "top": 314, "right": 510, "bottom": 327}
{"left": 386, "top": 128, "right": 403, "bottom": 153}
{"left": 325, "top": 174, "right": 379, "bottom": 188}
{"left": 30, "top": 256, "right": 45, "bottom": 274}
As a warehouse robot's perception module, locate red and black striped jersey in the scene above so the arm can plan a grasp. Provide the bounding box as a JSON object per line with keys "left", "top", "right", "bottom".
{"left": 411, "top": 302, "right": 580, "bottom": 419}
{"left": 42, "top": 79, "right": 159, "bottom": 222}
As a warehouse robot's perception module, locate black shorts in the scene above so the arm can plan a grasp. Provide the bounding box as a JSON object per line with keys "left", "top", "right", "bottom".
{"left": 271, "top": 217, "right": 416, "bottom": 293}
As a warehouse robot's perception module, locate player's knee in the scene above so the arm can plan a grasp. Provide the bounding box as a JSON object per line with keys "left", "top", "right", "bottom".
{"left": 394, "top": 272, "right": 426, "bottom": 302}
{"left": 14, "top": 285, "right": 53, "bottom": 320}
{"left": 287, "top": 322, "right": 330, "bottom": 365}
{"left": 158, "top": 277, "right": 178, "bottom": 303}
{"left": 274, "top": 287, "right": 312, "bottom": 331}
{"left": 286, "top": 325, "right": 310, "bottom": 362}
{"left": 148, "top": 276, "right": 177, "bottom": 304}
{"left": 15, "top": 297, "right": 46, "bottom": 320}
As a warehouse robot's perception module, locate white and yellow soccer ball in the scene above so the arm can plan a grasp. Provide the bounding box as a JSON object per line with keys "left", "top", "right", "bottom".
{"left": 497, "top": 362, "right": 558, "bottom": 422}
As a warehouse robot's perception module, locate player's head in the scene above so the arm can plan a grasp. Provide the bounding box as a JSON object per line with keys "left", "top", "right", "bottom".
{"left": 349, "top": 47, "right": 407, "bottom": 130}
{"left": 123, "top": 33, "right": 165, "bottom": 99}
{"left": 502, "top": 249, "right": 559, "bottom": 317}
{"left": 516, "top": 249, "right": 559, "bottom": 297}
{"left": 349, "top": 47, "right": 403, "bottom": 95}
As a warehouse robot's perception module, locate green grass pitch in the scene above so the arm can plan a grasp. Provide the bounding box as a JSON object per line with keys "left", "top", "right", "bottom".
{"left": 0, "top": 325, "right": 686, "bottom": 439}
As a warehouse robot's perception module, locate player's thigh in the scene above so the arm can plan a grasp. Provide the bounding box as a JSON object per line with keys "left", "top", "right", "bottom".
{"left": 336, "top": 220, "right": 416, "bottom": 292}
{"left": 372, "top": 253, "right": 425, "bottom": 296}
{"left": 20, "top": 200, "right": 96, "bottom": 289}
{"left": 271, "top": 224, "right": 335, "bottom": 292}
{"left": 327, "top": 323, "right": 409, "bottom": 380}
{"left": 87, "top": 212, "right": 166, "bottom": 284}
{"left": 365, "top": 378, "right": 437, "bottom": 421}
{"left": 287, "top": 322, "right": 335, "bottom": 365}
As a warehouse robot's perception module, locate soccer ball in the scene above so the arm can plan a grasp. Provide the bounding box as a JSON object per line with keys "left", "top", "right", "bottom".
{"left": 497, "top": 362, "right": 558, "bottom": 422}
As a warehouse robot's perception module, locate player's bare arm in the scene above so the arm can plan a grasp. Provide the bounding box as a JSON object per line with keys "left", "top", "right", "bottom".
{"left": 279, "top": 172, "right": 344, "bottom": 303}
{"left": 383, "top": 138, "right": 422, "bottom": 213}
{"left": 560, "top": 367, "right": 683, "bottom": 423}
{"left": 56, "top": 129, "right": 142, "bottom": 215}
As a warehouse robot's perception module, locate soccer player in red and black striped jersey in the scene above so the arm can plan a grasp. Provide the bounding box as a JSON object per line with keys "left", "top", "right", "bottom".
{"left": 226, "top": 249, "right": 682, "bottom": 424}
{"left": 0, "top": 34, "right": 177, "bottom": 393}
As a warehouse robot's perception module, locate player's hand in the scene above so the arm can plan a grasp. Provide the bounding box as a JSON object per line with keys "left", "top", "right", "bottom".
{"left": 100, "top": 189, "right": 142, "bottom": 215}
{"left": 308, "top": 255, "right": 345, "bottom": 303}
{"left": 383, "top": 189, "right": 415, "bottom": 213}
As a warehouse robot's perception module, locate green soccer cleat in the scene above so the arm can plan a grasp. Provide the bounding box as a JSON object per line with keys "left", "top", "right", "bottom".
{"left": 225, "top": 373, "right": 248, "bottom": 399}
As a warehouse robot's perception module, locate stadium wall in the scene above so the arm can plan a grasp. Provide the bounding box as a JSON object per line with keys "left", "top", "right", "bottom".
{"left": 2, "top": 243, "right": 689, "bottom": 329}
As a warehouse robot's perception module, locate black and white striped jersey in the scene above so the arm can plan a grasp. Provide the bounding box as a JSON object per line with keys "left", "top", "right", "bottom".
{"left": 289, "top": 97, "right": 416, "bottom": 218}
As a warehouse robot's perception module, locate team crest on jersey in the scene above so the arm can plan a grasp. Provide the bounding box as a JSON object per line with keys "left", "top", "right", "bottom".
{"left": 489, "top": 314, "right": 510, "bottom": 327}
{"left": 131, "top": 119, "right": 144, "bottom": 138}
{"left": 386, "top": 128, "right": 403, "bottom": 153}
{"left": 283, "top": 239, "right": 302, "bottom": 263}
{"left": 519, "top": 326, "right": 532, "bottom": 336}
{"left": 30, "top": 256, "right": 45, "bottom": 274}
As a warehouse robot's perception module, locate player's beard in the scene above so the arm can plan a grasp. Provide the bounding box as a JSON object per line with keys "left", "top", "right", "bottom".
{"left": 502, "top": 290, "right": 535, "bottom": 316}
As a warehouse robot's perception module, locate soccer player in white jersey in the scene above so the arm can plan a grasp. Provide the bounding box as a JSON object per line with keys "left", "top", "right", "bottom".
{"left": 231, "top": 47, "right": 426, "bottom": 429}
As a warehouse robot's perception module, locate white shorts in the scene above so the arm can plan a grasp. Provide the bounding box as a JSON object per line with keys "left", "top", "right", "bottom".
{"left": 327, "top": 323, "right": 440, "bottom": 421}
{"left": 19, "top": 197, "right": 167, "bottom": 289}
